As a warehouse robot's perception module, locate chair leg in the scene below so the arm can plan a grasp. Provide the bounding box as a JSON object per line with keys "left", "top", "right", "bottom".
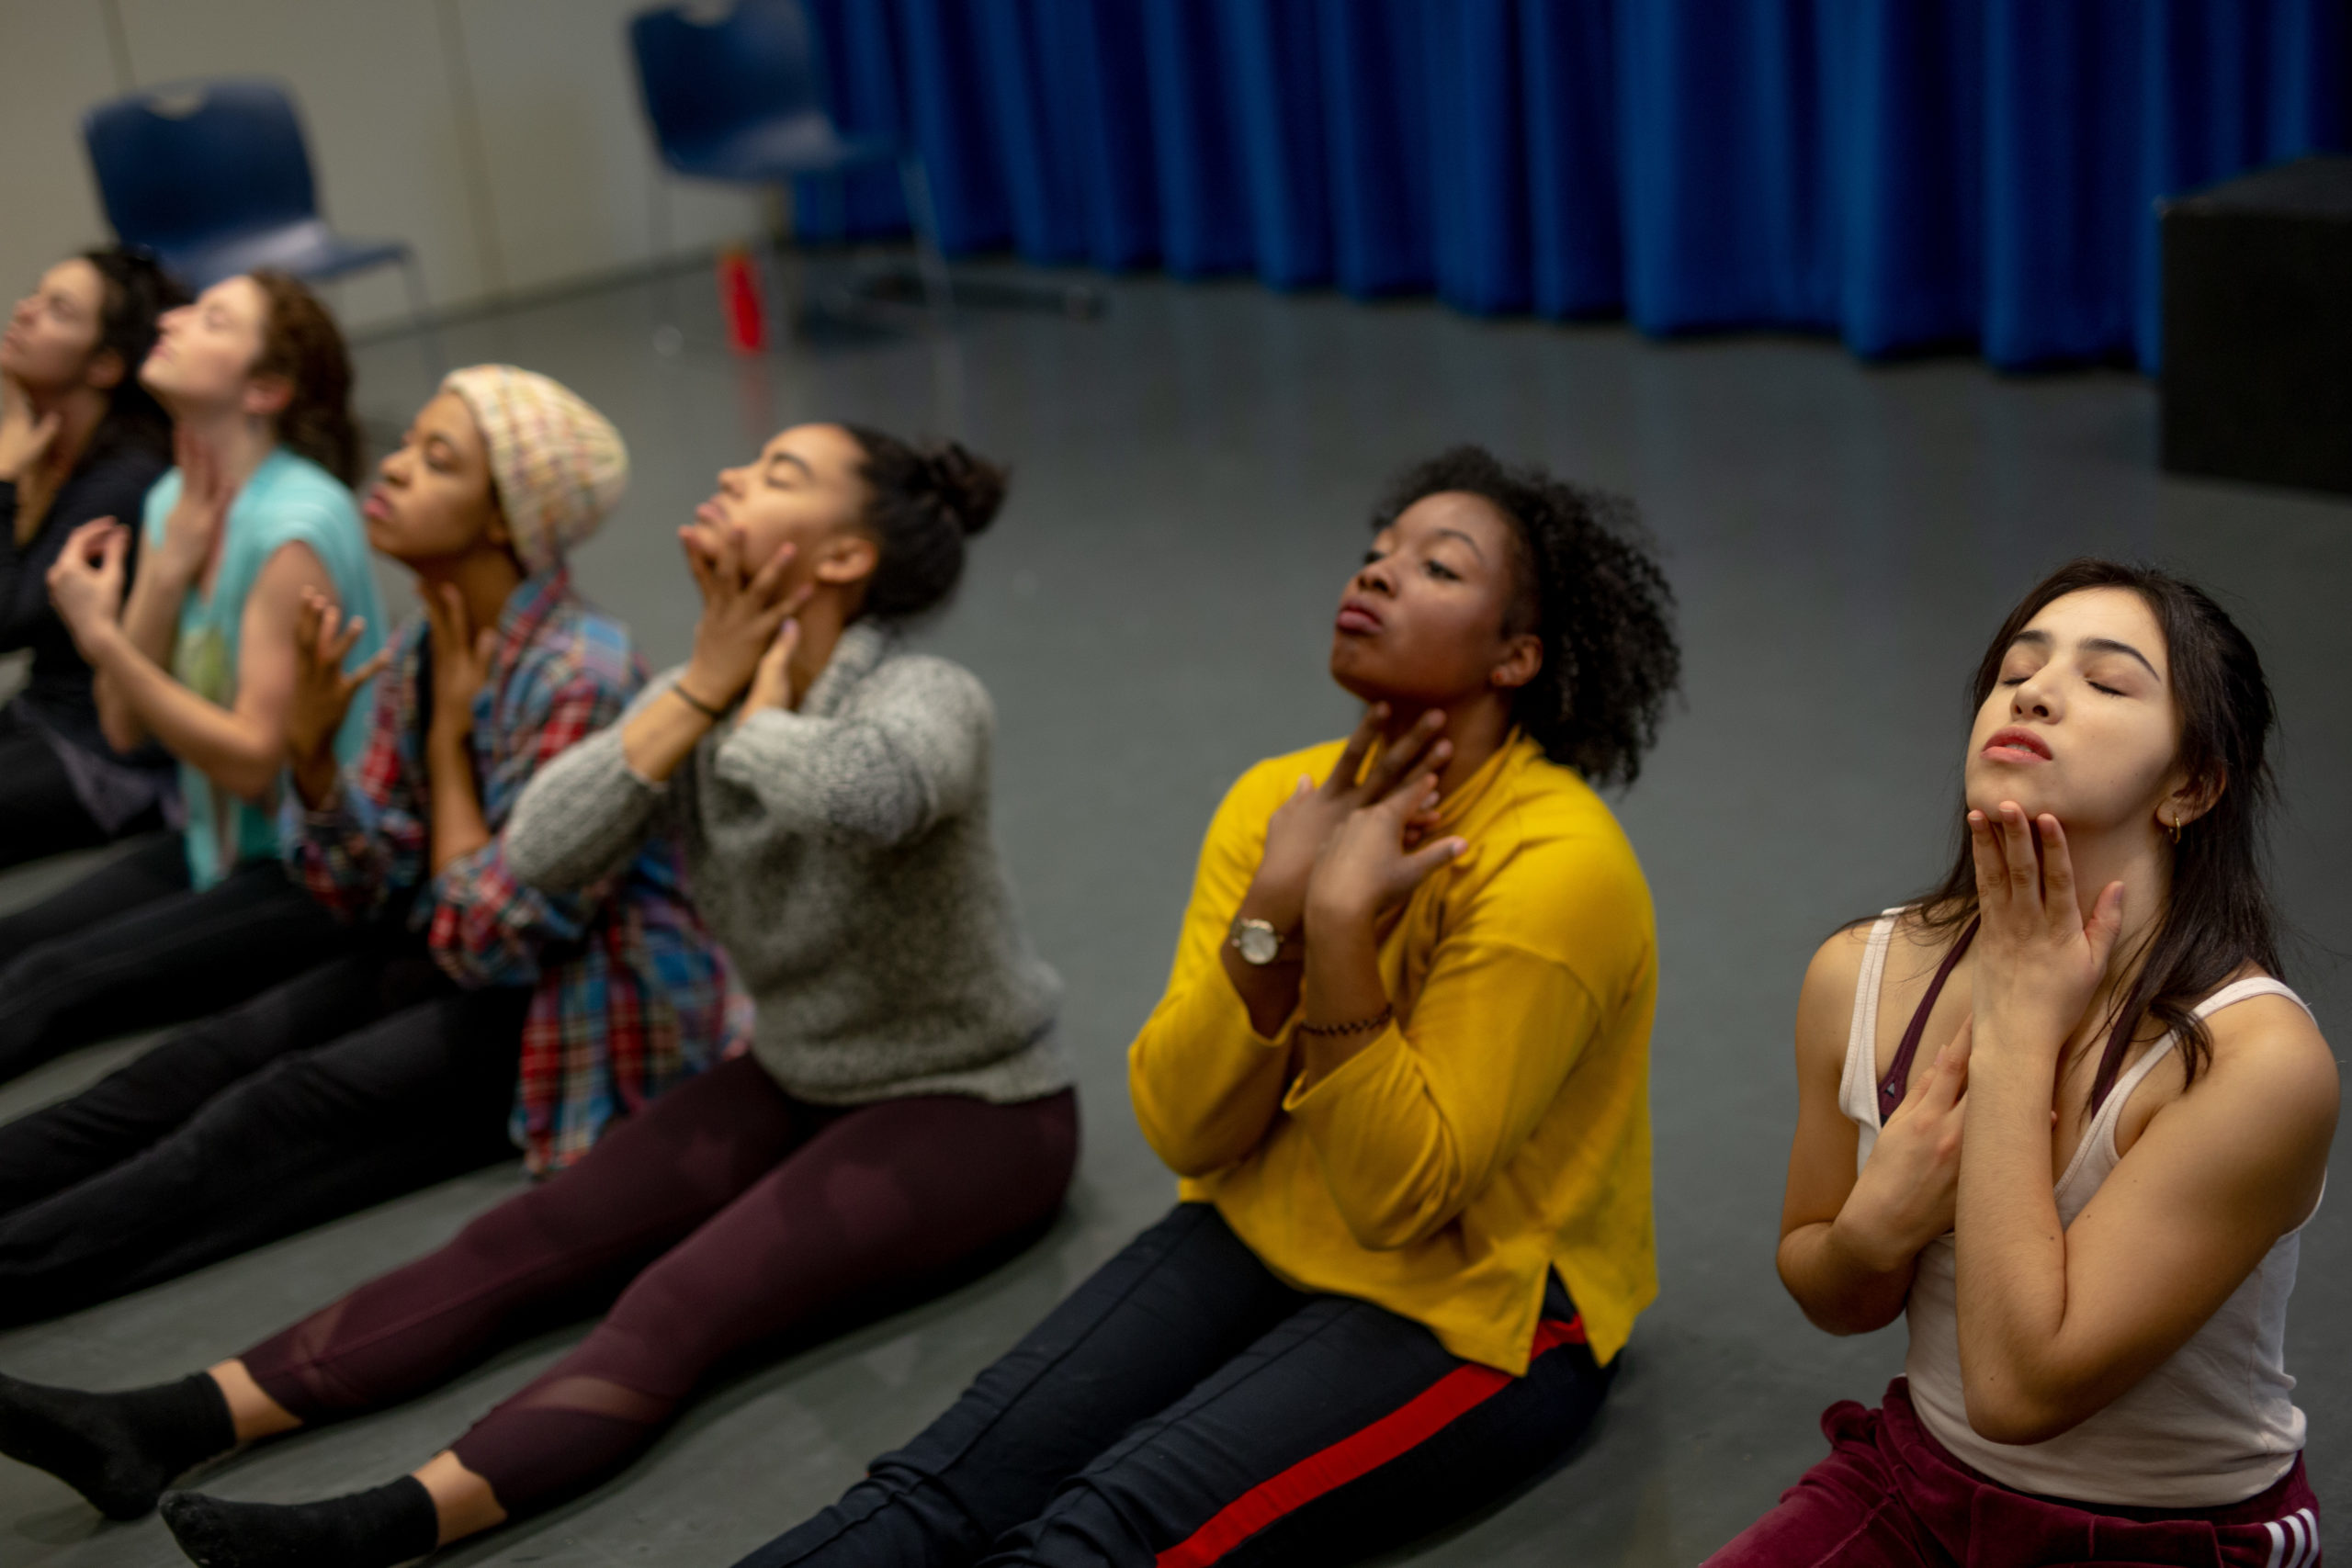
{"left": 759, "top": 181, "right": 799, "bottom": 349}
{"left": 648, "top": 173, "right": 688, "bottom": 349}
{"left": 649, "top": 167, "right": 673, "bottom": 260}
{"left": 899, "top": 155, "right": 953, "bottom": 327}
{"left": 398, "top": 252, "right": 445, "bottom": 379}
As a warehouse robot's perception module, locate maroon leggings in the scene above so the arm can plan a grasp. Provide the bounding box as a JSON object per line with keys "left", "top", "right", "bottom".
{"left": 1705, "top": 1379, "right": 2322, "bottom": 1567}
{"left": 242, "top": 1055, "right": 1079, "bottom": 1517}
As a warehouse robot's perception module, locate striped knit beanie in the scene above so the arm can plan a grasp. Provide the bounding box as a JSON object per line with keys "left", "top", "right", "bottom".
{"left": 440, "top": 365, "right": 628, "bottom": 573}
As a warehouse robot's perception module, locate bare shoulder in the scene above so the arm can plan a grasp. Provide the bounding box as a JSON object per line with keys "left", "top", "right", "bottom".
{"left": 1804, "top": 921, "right": 1874, "bottom": 998}
{"left": 1793, "top": 922, "right": 1874, "bottom": 1075}
{"left": 2110, "top": 977, "right": 2337, "bottom": 1239}
{"left": 251, "top": 537, "right": 333, "bottom": 599}
{"left": 2202, "top": 978, "right": 2339, "bottom": 1134}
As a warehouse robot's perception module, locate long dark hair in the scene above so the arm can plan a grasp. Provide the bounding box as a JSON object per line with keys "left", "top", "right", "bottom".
{"left": 842, "top": 425, "right": 1008, "bottom": 619}
{"left": 1910, "top": 558, "right": 2281, "bottom": 1111}
{"left": 80, "top": 246, "right": 187, "bottom": 465}
{"left": 1372, "top": 446, "right": 1681, "bottom": 788}
{"left": 248, "top": 270, "right": 360, "bottom": 485}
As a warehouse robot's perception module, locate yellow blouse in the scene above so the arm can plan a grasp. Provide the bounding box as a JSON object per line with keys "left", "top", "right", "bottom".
{"left": 1128, "top": 732, "right": 1658, "bottom": 1373}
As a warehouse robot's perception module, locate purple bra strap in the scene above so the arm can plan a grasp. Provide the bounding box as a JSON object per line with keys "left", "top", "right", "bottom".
{"left": 1877, "top": 917, "right": 1981, "bottom": 1121}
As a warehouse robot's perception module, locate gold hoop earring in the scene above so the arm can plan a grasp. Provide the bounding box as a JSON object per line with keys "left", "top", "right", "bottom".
{"left": 2168, "top": 814, "right": 2182, "bottom": 846}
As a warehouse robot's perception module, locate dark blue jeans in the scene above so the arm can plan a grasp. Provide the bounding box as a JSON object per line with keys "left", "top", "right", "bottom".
{"left": 740, "top": 1202, "right": 1614, "bottom": 1568}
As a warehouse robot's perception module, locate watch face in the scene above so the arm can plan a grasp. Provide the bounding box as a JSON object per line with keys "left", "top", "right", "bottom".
{"left": 1238, "top": 922, "right": 1281, "bottom": 965}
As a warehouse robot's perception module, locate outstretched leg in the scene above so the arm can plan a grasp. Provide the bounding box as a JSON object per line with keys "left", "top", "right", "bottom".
{"left": 0, "top": 959, "right": 522, "bottom": 1322}
{"left": 0, "top": 945, "right": 397, "bottom": 1218}
{"left": 0, "top": 1055, "right": 797, "bottom": 1522}
{"left": 979, "top": 1273, "right": 1608, "bottom": 1568}
{"left": 159, "top": 1088, "right": 1080, "bottom": 1566}
{"left": 739, "top": 1201, "right": 1305, "bottom": 1568}
{"left": 450, "top": 1089, "right": 1080, "bottom": 1518}
{"left": 0, "top": 852, "right": 348, "bottom": 1085}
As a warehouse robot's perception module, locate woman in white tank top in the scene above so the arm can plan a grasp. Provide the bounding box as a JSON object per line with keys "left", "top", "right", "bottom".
{"left": 1708, "top": 559, "right": 2337, "bottom": 1568}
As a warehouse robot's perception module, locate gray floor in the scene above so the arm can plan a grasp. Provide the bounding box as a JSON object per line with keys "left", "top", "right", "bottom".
{"left": 3, "top": 257, "right": 2347, "bottom": 1567}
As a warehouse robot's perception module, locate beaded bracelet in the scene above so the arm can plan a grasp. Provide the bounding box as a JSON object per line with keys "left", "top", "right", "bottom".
{"left": 1295, "top": 1005, "right": 1394, "bottom": 1040}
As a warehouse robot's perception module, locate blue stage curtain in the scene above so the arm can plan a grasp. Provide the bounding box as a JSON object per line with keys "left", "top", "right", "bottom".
{"left": 1318, "top": 0, "right": 1434, "bottom": 298}
{"left": 1830, "top": 0, "right": 1983, "bottom": 357}
{"left": 1047, "top": 0, "right": 1163, "bottom": 269}
{"left": 1520, "top": 0, "right": 1622, "bottom": 318}
{"left": 1425, "top": 0, "right": 1528, "bottom": 314}
{"left": 784, "top": 0, "right": 2345, "bottom": 371}
{"left": 1138, "top": 0, "right": 1253, "bottom": 276}
{"left": 1222, "top": 0, "right": 1332, "bottom": 288}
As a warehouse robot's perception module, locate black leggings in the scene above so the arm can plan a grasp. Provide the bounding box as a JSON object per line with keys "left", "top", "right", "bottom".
{"left": 0, "top": 725, "right": 134, "bottom": 871}
{"left": 741, "top": 1203, "right": 1613, "bottom": 1568}
{"left": 242, "top": 1057, "right": 1080, "bottom": 1517}
{"left": 0, "top": 937, "right": 529, "bottom": 1324}
{"left": 0, "top": 834, "right": 351, "bottom": 1085}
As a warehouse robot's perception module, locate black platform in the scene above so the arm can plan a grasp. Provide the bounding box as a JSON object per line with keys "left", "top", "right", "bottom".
{"left": 2161, "top": 154, "right": 2352, "bottom": 497}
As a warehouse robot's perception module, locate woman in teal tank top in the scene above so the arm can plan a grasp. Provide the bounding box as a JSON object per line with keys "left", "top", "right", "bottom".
{"left": 0, "top": 271, "right": 382, "bottom": 1086}
{"left": 140, "top": 439, "right": 381, "bottom": 886}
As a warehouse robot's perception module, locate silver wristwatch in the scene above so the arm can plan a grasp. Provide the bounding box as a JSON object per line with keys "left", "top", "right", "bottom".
{"left": 1227, "top": 914, "right": 1288, "bottom": 966}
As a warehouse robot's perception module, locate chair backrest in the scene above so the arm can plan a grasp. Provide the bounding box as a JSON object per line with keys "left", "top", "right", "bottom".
{"left": 628, "top": 0, "right": 830, "bottom": 163}
{"left": 83, "top": 79, "right": 321, "bottom": 253}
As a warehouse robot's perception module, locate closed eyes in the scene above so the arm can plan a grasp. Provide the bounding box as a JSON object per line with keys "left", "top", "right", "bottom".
{"left": 1998, "top": 673, "right": 2127, "bottom": 696}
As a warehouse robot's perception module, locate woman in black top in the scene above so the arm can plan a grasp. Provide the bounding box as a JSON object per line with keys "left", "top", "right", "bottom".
{"left": 0, "top": 248, "right": 186, "bottom": 868}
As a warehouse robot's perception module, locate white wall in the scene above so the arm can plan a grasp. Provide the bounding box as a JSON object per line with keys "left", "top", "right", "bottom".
{"left": 0, "top": 0, "right": 775, "bottom": 333}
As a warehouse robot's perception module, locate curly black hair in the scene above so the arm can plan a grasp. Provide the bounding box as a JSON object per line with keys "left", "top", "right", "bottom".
{"left": 1371, "top": 446, "right": 1681, "bottom": 788}
{"left": 80, "top": 245, "right": 187, "bottom": 465}
{"left": 842, "top": 425, "right": 1010, "bottom": 620}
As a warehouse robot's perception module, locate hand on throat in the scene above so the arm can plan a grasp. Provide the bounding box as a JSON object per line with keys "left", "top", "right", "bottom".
{"left": 1385, "top": 688, "right": 1514, "bottom": 798}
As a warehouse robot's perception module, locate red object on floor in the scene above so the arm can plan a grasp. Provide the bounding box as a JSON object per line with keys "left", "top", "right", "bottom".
{"left": 718, "top": 244, "right": 765, "bottom": 354}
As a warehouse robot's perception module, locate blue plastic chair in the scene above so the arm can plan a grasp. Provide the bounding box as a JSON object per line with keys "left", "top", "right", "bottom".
{"left": 82, "top": 78, "right": 436, "bottom": 357}
{"left": 628, "top": 0, "right": 950, "bottom": 319}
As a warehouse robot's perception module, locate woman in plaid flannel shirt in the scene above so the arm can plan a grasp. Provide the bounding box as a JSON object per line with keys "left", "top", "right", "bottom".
{"left": 0, "top": 366, "right": 734, "bottom": 1326}
{"left": 0, "top": 420, "right": 1076, "bottom": 1568}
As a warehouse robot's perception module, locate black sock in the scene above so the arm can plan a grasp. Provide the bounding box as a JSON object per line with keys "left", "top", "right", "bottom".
{"left": 161, "top": 1476, "right": 438, "bottom": 1568}
{"left": 0, "top": 1371, "right": 235, "bottom": 1519}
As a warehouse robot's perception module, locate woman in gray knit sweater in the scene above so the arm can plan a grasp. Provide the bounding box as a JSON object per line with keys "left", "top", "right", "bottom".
{"left": 0, "top": 423, "right": 1079, "bottom": 1568}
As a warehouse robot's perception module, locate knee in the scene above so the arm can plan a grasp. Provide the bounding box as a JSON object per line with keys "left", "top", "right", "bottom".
{"left": 210, "top": 1051, "right": 348, "bottom": 1134}
{"left": 446, "top": 1188, "right": 568, "bottom": 1273}
{"left": 0, "top": 937, "right": 83, "bottom": 999}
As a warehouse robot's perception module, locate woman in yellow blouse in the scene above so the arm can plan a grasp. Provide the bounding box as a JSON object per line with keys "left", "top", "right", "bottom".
{"left": 736, "top": 446, "right": 1680, "bottom": 1568}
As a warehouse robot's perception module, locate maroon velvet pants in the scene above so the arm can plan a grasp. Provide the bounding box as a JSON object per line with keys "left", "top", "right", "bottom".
{"left": 1705, "top": 1379, "right": 2322, "bottom": 1568}
{"left": 241, "top": 1055, "right": 1080, "bottom": 1517}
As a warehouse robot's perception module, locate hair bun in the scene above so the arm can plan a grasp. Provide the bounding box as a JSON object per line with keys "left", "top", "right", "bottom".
{"left": 921, "top": 441, "right": 1008, "bottom": 537}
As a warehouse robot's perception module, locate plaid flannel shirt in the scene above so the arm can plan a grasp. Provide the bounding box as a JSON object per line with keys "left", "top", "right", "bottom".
{"left": 285, "top": 567, "right": 737, "bottom": 1172}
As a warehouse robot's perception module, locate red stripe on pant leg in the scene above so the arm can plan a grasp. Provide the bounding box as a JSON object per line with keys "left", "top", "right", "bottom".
{"left": 1154, "top": 1316, "right": 1586, "bottom": 1568}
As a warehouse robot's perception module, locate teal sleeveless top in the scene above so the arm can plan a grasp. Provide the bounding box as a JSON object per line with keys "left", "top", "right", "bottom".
{"left": 141, "top": 448, "right": 385, "bottom": 890}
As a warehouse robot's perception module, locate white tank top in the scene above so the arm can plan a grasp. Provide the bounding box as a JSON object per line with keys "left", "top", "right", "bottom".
{"left": 1840, "top": 909, "right": 2314, "bottom": 1506}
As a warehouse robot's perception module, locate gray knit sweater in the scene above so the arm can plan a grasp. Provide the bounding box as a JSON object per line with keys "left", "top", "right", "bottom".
{"left": 504, "top": 620, "right": 1069, "bottom": 1106}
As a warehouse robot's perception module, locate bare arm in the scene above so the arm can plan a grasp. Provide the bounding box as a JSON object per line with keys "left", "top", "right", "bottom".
{"left": 1775, "top": 926, "right": 1972, "bottom": 1336}
{"left": 99, "top": 543, "right": 198, "bottom": 751}
{"left": 418, "top": 583, "right": 494, "bottom": 874}
{"left": 1954, "top": 806, "right": 2338, "bottom": 1443}
{"left": 102, "top": 432, "right": 235, "bottom": 749}
{"left": 1962, "top": 994, "right": 2334, "bottom": 1443}
{"left": 86, "top": 541, "right": 335, "bottom": 802}
{"left": 115, "top": 536, "right": 196, "bottom": 676}
{"left": 620, "top": 683, "right": 718, "bottom": 785}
